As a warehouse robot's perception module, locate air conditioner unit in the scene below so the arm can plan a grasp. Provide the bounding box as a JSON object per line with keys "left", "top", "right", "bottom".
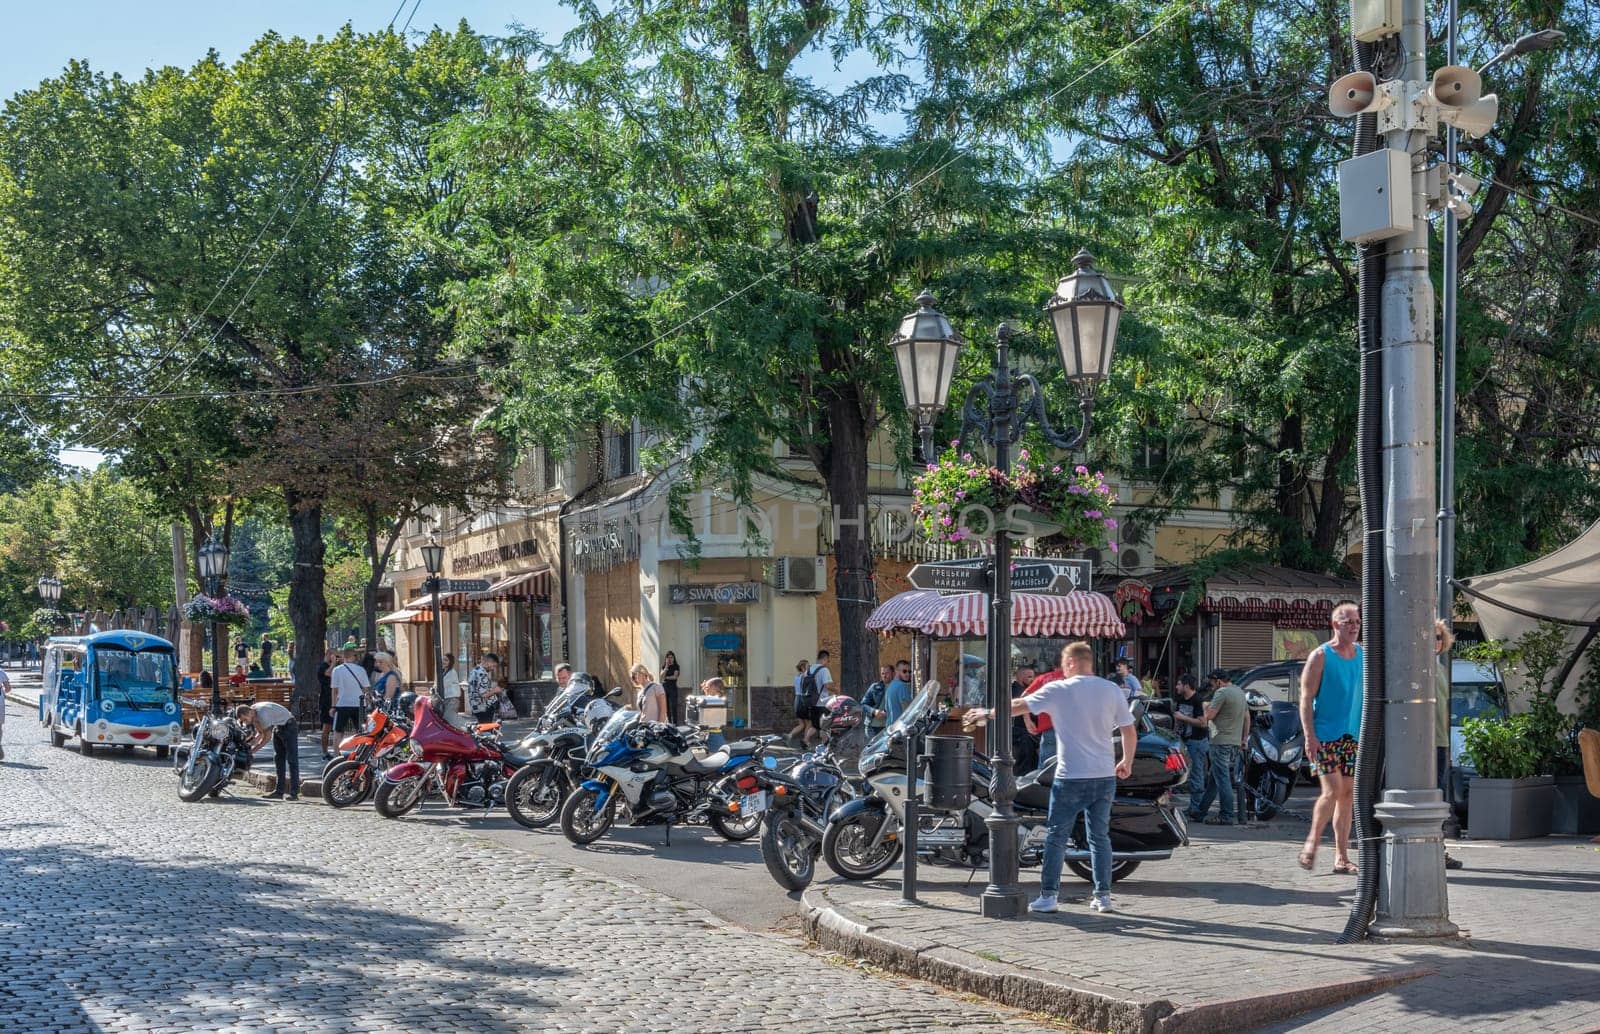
{"left": 1119, "top": 548, "right": 1143, "bottom": 570}
{"left": 774, "top": 556, "right": 826, "bottom": 594}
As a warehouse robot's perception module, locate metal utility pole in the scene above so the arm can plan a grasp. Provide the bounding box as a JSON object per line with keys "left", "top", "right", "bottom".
{"left": 1371, "top": 0, "right": 1457, "bottom": 938}
{"left": 1436, "top": 0, "right": 1459, "bottom": 637}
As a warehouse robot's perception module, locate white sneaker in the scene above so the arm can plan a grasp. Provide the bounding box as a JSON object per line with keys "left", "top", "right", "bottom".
{"left": 1091, "top": 895, "right": 1113, "bottom": 913}
{"left": 1028, "top": 894, "right": 1059, "bottom": 913}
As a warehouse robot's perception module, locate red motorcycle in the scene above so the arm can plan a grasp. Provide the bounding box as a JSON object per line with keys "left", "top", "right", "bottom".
{"left": 373, "top": 699, "right": 519, "bottom": 819}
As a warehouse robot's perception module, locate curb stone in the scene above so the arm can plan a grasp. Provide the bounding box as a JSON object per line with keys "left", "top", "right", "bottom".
{"left": 801, "top": 885, "right": 1432, "bottom": 1034}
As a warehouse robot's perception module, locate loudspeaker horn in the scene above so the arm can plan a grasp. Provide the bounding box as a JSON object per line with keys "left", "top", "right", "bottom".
{"left": 1328, "top": 71, "right": 1389, "bottom": 117}
{"left": 1428, "top": 65, "right": 1482, "bottom": 108}
{"left": 1441, "top": 94, "right": 1499, "bottom": 138}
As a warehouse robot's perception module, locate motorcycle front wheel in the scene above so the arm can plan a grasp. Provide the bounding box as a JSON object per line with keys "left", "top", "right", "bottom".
{"left": 177, "top": 755, "right": 220, "bottom": 803}
{"left": 822, "top": 813, "right": 903, "bottom": 880}
{"left": 321, "top": 760, "right": 372, "bottom": 809}
{"left": 1066, "top": 858, "right": 1141, "bottom": 884}
{"left": 709, "top": 806, "right": 763, "bottom": 842}
{"left": 505, "top": 764, "right": 570, "bottom": 829}
{"left": 1249, "top": 769, "right": 1292, "bottom": 820}
{"left": 374, "top": 777, "right": 424, "bottom": 819}
{"left": 559, "top": 785, "right": 617, "bottom": 845}
{"left": 761, "top": 813, "right": 816, "bottom": 891}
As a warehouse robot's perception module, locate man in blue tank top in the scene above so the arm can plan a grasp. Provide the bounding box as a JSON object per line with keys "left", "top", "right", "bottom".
{"left": 1297, "top": 602, "right": 1364, "bottom": 874}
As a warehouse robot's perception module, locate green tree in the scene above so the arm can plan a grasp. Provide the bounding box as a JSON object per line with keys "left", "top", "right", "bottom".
{"left": 0, "top": 26, "right": 505, "bottom": 710}
{"left": 57, "top": 468, "right": 174, "bottom": 612}
{"left": 434, "top": 3, "right": 1087, "bottom": 688}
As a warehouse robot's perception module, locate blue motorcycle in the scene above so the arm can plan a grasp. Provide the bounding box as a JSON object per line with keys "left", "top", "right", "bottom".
{"left": 558, "top": 708, "right": 779, "bottom": 845}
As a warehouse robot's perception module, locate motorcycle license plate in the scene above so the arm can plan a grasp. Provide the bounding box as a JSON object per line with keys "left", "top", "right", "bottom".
{"left": 740, "top": 791, "right": 768, "bottom": 815}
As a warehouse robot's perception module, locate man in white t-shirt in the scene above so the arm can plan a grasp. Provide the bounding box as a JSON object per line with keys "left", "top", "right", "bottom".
{"left": 970, "top": 640, "right": 1136, "bottom": 915}
{"left": 329, "top": 649, "right": 371, "bottom": 735}
{"left": 239, "top": 701, "right": 300, "bottom": 800}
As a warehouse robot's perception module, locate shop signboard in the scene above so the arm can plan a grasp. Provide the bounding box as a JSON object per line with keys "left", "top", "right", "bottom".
{"left": 907, "top": 563, "right": 989, "bottom": 593}
{"left": 441, "top": 578, "right": 492, "bottom": 593}
{"left": 669, "top": 582, "right": 762, "bottom": 606}
{"left": 703, "top": 633, "right": 743, "bottom": 651}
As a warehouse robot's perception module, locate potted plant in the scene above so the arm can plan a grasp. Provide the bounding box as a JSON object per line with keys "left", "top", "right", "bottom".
{"left": 1460, "top": 713, "right": 1554, "bottom": 840}
{"left": 183, "top": 594, "right": 252, "bottom": 628}
{"left": 1553, "top": 653, "right": 1600, "bottom": 834}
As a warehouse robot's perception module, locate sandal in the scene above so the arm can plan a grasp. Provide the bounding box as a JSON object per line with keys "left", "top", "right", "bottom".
{"left": 1297, "top": 848, "right": 1316, "bottom": 871}
{"left": 1332, "top": 860, "right": 1358, "bottom": 875}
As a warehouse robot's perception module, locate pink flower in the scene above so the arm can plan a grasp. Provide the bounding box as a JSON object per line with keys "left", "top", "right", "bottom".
{"left": 927, "top": 463, "right": 937, "bottom": 471}
{"left": 1085, "top": 510, "right": 1102, "bottom": 518}
{"left": 1105, "top": 518, "right": 1118, "bottom": 528}
{"left": 961, "top": 453, "right": 972, "bottom": 462}
{"left": 941, "top": 516, "right": 953, "bottom": 526}
{"left": 1075, "top": 465, "right": 1088, "bottom": 474}
{"left": 1051, "top": 466, "right": 1061, "bottom": 474}
{"left": 1109, "top": 542, "right": 1119, "bottom": 553}
{"left": 1018, "top": 449, "right": 1030, "bottom": 460}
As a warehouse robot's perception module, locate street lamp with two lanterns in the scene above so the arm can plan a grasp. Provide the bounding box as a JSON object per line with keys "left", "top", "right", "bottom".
{"left": 888, "top": 248, "right": 1125, "bottom": 919}
{"left": 197, "top": 540, "right": 231, "bottom": 716}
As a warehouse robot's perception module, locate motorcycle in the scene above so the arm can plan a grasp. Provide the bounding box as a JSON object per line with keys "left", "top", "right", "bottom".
{"left": 175, "top": 712, "right": 254, "bottom": 803}
{"left": 748, "top": 742, "right": 856, "bottom": 891}
{"left": 504, "top": 676, "right": 620, "bottom": 829}
{"left": 372, "top": 699, "right": 527, "bottom": 819}
{"left": 822, "top": 683, "right": 1191, "bottom": 884}
{"left": 1240, "top": 688, "right": 1305, "bottom": 820}
{"left": 320, "top": 700, "right": 417, "bottom": 808}
{"left": 558, "top": 709, "right": 776, "bottom": 846}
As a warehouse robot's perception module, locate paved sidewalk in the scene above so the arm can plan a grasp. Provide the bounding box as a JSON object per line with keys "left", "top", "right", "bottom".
{"left": 802, "top": 822, "right": 1600, "bottom": 1034}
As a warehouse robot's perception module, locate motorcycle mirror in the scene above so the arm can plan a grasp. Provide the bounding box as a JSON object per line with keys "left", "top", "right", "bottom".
{"left": 607, "top": 686, "right": 624, "bottom": 699}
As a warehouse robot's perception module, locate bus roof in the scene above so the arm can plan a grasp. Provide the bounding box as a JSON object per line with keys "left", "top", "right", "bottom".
{"left": 45, "top": 630, "right": 176, "bottom": 652}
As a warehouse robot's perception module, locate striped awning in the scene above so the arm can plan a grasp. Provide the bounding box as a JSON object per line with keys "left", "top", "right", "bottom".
{"left": 402, "top": 590, "right": 474, "bottom": 612}
{"left": 469, "top": 567, "right": 553, "bottom": 602}
{"left": 866, "top": 589, "right": 1126, "bottom": 640}
{"left": 376, "top": 608, "right": 431, "bottom": 626}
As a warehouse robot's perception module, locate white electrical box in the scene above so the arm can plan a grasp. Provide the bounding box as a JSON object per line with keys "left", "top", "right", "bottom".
{"left": 1339, "top": 148, "right": 1412, "bottom": 244}
{"left": 1351, "top": 0, "right": 1401, "bottom": 41}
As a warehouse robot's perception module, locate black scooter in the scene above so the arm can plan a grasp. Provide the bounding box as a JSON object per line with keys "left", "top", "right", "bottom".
{"left": 1241, "top": 689, "right": 1306, "bottom": 820}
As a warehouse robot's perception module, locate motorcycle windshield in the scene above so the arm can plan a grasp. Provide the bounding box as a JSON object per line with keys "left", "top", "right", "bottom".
{"left": 861, "top": 682, "right": 939, "bottom": 759}
{"left": 541, "top": 683, "right": 588, "bottom": 725}
{"left": 590, "top": 708, "right": 639, "bottom": 757}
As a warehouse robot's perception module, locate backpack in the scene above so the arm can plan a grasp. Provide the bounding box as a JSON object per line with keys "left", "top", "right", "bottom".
{"left": 797, "top": 666, "right": 821, "bottom": 709}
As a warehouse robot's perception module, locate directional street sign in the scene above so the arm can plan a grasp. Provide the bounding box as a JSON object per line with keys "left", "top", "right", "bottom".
{"left": 441, "top": 578, "right": 492, "bottom": 594}
{"left": 1009, "top": 559, "right": 1092, "bottom": 595}
{"left": 906, "top": 562, "right": 990, "bottom": 594}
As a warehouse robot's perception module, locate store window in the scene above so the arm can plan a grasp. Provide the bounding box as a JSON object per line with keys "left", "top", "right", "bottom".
{"left": 518, "top": 602, "right": 554, "bottom": 679}
{"left": 697, "top": 607, "right": 747, "bottom": 725}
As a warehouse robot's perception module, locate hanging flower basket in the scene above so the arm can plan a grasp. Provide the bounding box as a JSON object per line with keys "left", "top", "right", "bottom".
{"left": 184, "top": 594, "right": 251, "bottom": 628}
{"left": 910, "top": 443, "right": 1119, "bottom": 551}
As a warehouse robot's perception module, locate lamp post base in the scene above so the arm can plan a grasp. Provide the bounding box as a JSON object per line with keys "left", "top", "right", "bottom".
{"left": 979, "top": 886, "right": 1028, "bottom": 919}
{"left": 1372, "top": 789, "right": 1460, "bottom": 941}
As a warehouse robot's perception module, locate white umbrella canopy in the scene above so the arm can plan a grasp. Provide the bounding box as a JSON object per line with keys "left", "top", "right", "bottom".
{"left": 1459, "top": 520, "right": 1600, "bottom": 705}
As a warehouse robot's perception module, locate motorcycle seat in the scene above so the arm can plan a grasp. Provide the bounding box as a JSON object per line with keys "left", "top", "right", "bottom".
{"left": 501, "top": 747, "right": 535, "bottom": 766}
{"left": 722, "top": 738, "right": 761, "bottom": 755}
{"left": 1014, "top": 765, "right": 1055, "bottom": 811}
{"left": 684, "top": 750, "right": 730, "bottom": 774}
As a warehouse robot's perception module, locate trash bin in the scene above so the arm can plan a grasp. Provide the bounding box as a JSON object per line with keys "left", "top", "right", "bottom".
{"left": 923, "top": 735, "right": 973, "bottom": 812}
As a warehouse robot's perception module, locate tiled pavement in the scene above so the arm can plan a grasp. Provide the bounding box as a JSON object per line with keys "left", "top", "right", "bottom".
{"left": 803, "top": 816, "right": 1600, "bottom": 1033}
{"left": 0, "top": 693, "right": 1061, "bottom": 1034}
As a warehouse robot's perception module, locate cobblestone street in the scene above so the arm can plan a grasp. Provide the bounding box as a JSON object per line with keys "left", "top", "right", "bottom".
{"left": 0, "top": 698, "right": 1055, "bottom": 1034}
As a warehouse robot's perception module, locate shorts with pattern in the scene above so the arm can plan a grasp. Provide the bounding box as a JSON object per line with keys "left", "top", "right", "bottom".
{"left": 1313, "top": 734, "right": 1358, "bottom": 777}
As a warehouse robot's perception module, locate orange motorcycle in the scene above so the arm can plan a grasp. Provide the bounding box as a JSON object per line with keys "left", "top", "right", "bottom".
{"left": 320, "top": 698, "right": 417, "bottom": 808}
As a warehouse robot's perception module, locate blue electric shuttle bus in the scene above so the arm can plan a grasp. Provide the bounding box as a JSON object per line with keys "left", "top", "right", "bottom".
{"left": 39, "top": 631, "right": 183, "bottom": 758}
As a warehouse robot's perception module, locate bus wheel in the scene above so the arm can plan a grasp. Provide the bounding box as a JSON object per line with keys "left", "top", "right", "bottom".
{"left": 121, "top": 744, "right": 134, "bottom": 753}
{"left": 155, "top": 746, "right": 170, "bottom": 760}
{"left": 79, "top": 733, "right": 94, "bottom": 756}
{"left": 50, "top": 723, "right": 66, "bottom": 748}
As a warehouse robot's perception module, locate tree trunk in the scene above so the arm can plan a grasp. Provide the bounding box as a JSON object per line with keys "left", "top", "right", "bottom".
{"left": 363, "top": 507, "right": 381, "bottom": 655}
{"left": 818, "top": 357, "right": 879, "bottom": 695}
{"left": 286, "top": 490, "right": 327, "bottom": 716}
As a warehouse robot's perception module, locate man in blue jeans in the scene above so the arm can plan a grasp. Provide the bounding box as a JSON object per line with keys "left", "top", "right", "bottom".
{"left": 972, "top": 641, "right": 1136, "bottom": 914}
{"left": 1170, "top": 673, "right": 1209, "bottom": 801}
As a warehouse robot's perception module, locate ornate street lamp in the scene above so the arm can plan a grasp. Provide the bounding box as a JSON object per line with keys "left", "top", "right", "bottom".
{"left": 37, "top": 575, "right": 62, "bottom": 605}
{"left": 890, "top": 250, "right": 1124, "bottom": 919}
{"left": 197, "top": 540, "right": 231, "bottom": 716}
{"left": 421, "top": 537, "right": 447, "bottom": 700}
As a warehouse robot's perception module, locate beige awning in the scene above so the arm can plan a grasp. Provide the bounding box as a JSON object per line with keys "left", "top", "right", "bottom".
{"left": 377, "top": 608, "right": 430, "bottom": 626}
{"left": 401, "top": 590, "right": 474, "bottom": 612}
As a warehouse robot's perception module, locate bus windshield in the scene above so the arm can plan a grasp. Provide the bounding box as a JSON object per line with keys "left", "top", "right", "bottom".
{"left": 94, "top": 647, "right": 177, "bottom": 709}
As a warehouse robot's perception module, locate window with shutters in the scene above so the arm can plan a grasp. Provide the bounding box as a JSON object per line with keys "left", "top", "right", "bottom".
{"left": 606, "top": 423, "right": 636, "bottom": 479}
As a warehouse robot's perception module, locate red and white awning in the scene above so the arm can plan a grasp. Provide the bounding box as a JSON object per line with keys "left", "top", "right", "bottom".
{"left": 469, "top": 567, "right": 553, "bottom": 602}
{"left": 402, "top": 590, "right": 474, "bottom": 612}
{"left": 866, "top": 589, "right": 1126, "bottom": 640}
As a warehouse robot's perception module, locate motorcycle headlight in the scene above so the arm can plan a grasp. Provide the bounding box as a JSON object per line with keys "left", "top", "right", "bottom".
{"left": 1259, "top": 739, "right": 1279, "bottom": 761}
{"left": 1280, "top": 745, "right": 1301, "bottom": 764}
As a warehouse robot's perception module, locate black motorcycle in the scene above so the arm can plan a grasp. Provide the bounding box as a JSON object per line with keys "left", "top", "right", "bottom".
{"left": 504, "top": 676, "right": 619, "bottom": 829}
{"left": 748, "top": 743, "right": 856, "bottom": 891}
{"left": 823, "top": 684, "right": 1191, "bottom": 884}
{"left": 1241, "top": 689, "right": 1306, "bottom": 820}
{"left": 175, "top": 712, "right": 253, "bottom": 802}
